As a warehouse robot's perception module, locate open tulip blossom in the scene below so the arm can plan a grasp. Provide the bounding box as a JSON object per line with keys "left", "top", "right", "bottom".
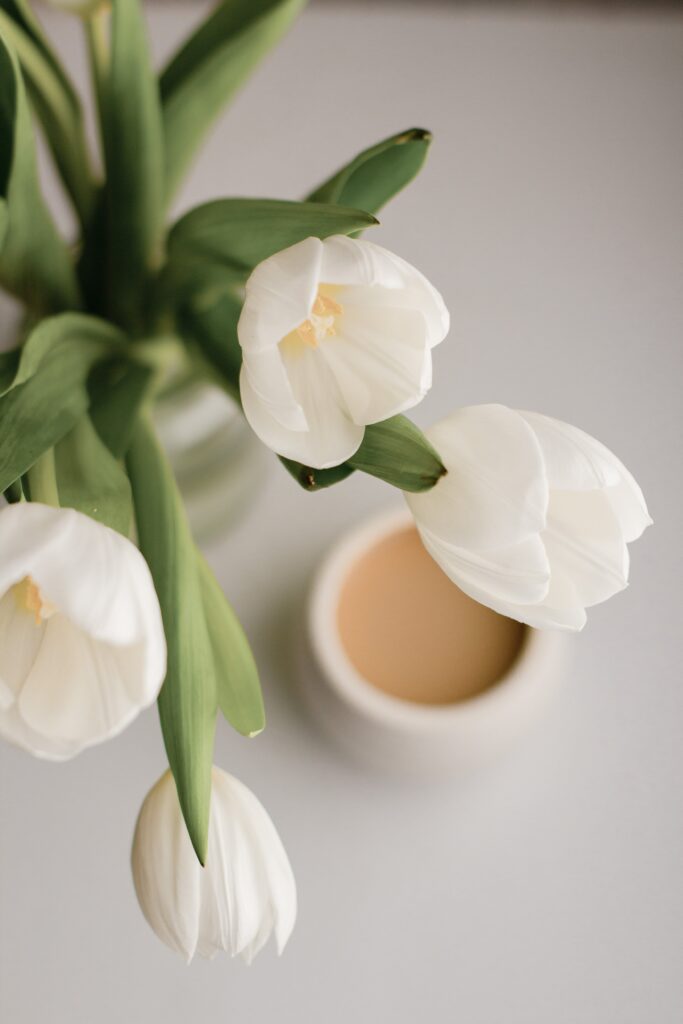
{"left": 132, "top": 768, "right": 297, "bottom": 963}
{"left": 0, "top": 502, "right": 166, "bottom": 759}
{"left": 238, "top": 235, "right": 450, "bottom": 468}
{"left": 0, "top": 0, "right": 650, "bottom": 970}
{"left": 405, "top": 406, "right": 651, "bottom": 631}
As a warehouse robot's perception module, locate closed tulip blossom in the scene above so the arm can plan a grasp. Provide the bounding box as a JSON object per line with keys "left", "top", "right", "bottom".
{"left": 406, "top": 405, "right": 651, "bottom": 631}
{"left": 0, "top": 502, "right": 166, "bottom": 758}
{"left": 238, "top": 234, "right": 450, "bottom": 468}
{"left": 132, "top": 767, "right": 297, "bottom": 963}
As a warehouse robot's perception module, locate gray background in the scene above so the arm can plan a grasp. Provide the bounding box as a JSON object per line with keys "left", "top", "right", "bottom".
{"left": 1, "top": 2, "right": 682, "bottom": 1021}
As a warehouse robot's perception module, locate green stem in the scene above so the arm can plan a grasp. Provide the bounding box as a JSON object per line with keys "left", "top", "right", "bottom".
{"left": 27, "top": 448, "right": 60, "bottom": 507}
{"left": 84, "top": 6, "right": 110, "bottom": 161}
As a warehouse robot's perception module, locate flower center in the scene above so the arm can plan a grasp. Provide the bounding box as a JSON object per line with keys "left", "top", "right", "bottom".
{"left": 281, "top": 287, "right": 344, "bottom": 356}
{"left": 12, "top": 576, "right": 57, "bottom": 626}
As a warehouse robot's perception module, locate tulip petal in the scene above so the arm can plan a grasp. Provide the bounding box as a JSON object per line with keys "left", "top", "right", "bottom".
{"left": 240, "top": 346, "right": 308, "bottom": 432}
{"left": 0, "top": 503, "right": 165, "bottom": 655}
{"left": 418, "top": 525, "right": 551, "bottom": 606}
{"left": 198, "top": 775, "right": 269, "bottom": 958}
{"left": 0, "top": 589, "right": 46, "bottom": 703}
{"left": 520, "top": 411, "right": 621, "bottom": 490}
{"left": 214, "top": 773, "right": 297, "bottom": 956}
{"left": 320, "top": 299, "right": 431, "bottom": 424}
{"left": 408, "top": 405, "right": 549, "bottom": 552}
{"left": 544, "top": 490, "right": 629, "bottom": 607}
{"left": 320, "top": 236, "right": 449, "bottom": 347}
{"left": 525, "top": 568, "right": 589, "bottom": 631}
{"left": 241, "top": 911, "right": 275, "bottom": 965}
{"left": 132, "top": 771, "right": 202, "bottom": 961}
{"left": 17, "top": 614, "right": 153, "bottom": 747}
{"left": 606, "top": 473, "right": 653, "bottom": 543}
{"left": 238, "top": 236, "right": 322, "bottom": 354}
{"left": 521, "top": 411, "right": 652, "bottom": 543}
{"left": 243, "top": 349, "right": 364, "bottom": 468}
{"left": 0, "top": 503, "right": 166, "bottom": 758}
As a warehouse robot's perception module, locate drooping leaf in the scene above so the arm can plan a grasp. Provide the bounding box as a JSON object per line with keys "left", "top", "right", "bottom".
{"left": 88, "top": 358, "right": 153, "bottom": 458}
{"left": 103, "top": 0, "right": 164, "bottom": 328}
{"left": 0, "top": 2, "right": 94, "bottom": 225}
{"left": 279, "top": 456, "right": 355, "bottom": 491}
{"left": 307, "top": 127, "right": 432, "bottom": 221}
{"left": 166, "top": 199, "right": 377, "bottom": 284}
{"left": 127, "top": 419, "right": 217, "bottom": 865}
{"left": 0, "top": 314, "right": 123, "bottom": 492}
{"left": 160, "top": 0, "right": 305, "bottom": 202}
{"left": 197, "top": 553, "right": 264, "bottom": 738}
{"left": 348, "top": 415, "right": 446, "bottom": 492}
{"left": 0, "top": 33, "right": 79, "bottom": 313}
{"left": 54, "top": 413, "right": 133, "bottom": 535}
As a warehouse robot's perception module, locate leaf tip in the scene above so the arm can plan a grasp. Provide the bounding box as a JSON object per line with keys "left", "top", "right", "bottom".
{"left": 402, "top": 127, "right": 432, "bottom": 145}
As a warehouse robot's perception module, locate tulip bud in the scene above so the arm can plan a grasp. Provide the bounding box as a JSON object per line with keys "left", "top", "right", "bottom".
{"left": 238, "top": 234, "right": 450, "bottom": 469}
{"left": 0, "top": 502, "right": 166, "bottom": 759}
{"left": 131, "top": 767, "right": 297, "bottom": 963}
{"left": 406, "top": 405, "right": 651, "bottom": 631}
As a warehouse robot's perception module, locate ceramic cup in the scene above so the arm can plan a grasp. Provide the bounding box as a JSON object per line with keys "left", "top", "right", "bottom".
{"left": 300, "top": 508, "right": 567, "bottom": 775}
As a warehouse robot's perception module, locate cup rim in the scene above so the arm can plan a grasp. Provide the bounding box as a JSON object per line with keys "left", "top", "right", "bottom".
{"left": 307, "top": 506, "right": 561, "bottom": 735}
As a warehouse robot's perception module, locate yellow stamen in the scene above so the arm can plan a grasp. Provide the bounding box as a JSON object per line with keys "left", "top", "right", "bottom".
{"left": 12, "top": 576, "right": 56, "bottom": 625}
{"left": 282, "top": 285, "right": 344, "bottom": 355}
{"left": 312, "top": 293, "right": 343, "bottom": 318}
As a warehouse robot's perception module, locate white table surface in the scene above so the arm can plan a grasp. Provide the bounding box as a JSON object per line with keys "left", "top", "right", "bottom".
{"left": 1, "top": 3, "right": 682, "bottom": 1022}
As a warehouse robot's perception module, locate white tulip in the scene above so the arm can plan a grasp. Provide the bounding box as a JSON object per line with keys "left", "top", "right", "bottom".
{"left": 0, "top": 502, "right": 166, "bottom": 758}
{"left": 406, "top": 405, "right": 651, "bottom": 630}
{"left": 238, "top": 234, "right": 449, "bottom": 468}
{"left": 131, "top": 767, "right": 297, "bottom": 963}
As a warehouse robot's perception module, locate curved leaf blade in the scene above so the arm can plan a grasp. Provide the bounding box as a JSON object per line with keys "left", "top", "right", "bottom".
{"left": 307, "top": 127, "right": 432, "bottom": 217}
{"left": 54, "top": 413, "right": 133, "bottom": 536}
{"left": 103, "top": 0, "right": 164, "bottom": 328}
{"left": 348, "top": 415, "right": 446, "bottom": 492}
{"left": 198, "top": 554, "right": 265, "bottom": 738}
{"left": 160, "top": 0, "right": 305, "bottom": 202}
{"left": 167, "top": 198, "right": 377, "bottom": 279}
{"left": 0, "top": 314, "right": 123, "bottom": 492}
{"left": 0, "top": 33, "right": 79, "bottom": 313}
{"left": 0, "top": 2, "right": 94, "bottom": 224}
{"left": 279, "top": 456, "right": 355, "bottom": 491}
{"left": 127, "top": 420, "right": 217, "bottom": 865}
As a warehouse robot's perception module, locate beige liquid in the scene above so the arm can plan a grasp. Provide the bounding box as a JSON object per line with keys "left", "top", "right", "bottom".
{"left": 337, "top": 526, "right": 526, "bottom": 706}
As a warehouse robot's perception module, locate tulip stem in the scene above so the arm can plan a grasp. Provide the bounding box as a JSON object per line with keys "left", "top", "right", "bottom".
{"left": 27, "top": 449, "right": 60, "bottom": 508}
{"left": 85, "top": 6, "right": 110, "bottom": 161}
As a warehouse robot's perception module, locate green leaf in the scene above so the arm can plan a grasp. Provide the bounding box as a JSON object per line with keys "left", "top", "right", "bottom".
{"left": 103, "top": 0, "right": 164, "bottom": 328}
{"left": 3, "top": 474, "right": 23, "bottom": 503}
{"left": 0, "top": 33, "right": 80, "bottom": 313}
{"left": 307, "top": 128, "right": 432, "bottom": 221}
{"left": 0, "top": 314, "right": 123, "bottom": 493}
{"left": 348, "top": 415, "right": 446, "bottom": 492}
{"left": 279, "top": 456, "right": 355, "bottom": 491}
{"left": 167, "top": 199, "right": 378, "bottom": 281}
{"left": 197, "top": 553, "right": 264, "bottom": 738}
{"left": 0, "top": 2, "right": 94, "bottom": 225}
{"left": 127, "top": 419, "right": 216, "bottom": 865}
{"left": 179, "top": 288, "right": 243, "bottom": 401}
{"left": 54, "top": 413, "right": 133, "bottom": 535}
{"left": 160, "top": 0, "right": 305, "bottom": 202}
{"left": 88, "top": 358, "right": 153, "bottom": 458}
